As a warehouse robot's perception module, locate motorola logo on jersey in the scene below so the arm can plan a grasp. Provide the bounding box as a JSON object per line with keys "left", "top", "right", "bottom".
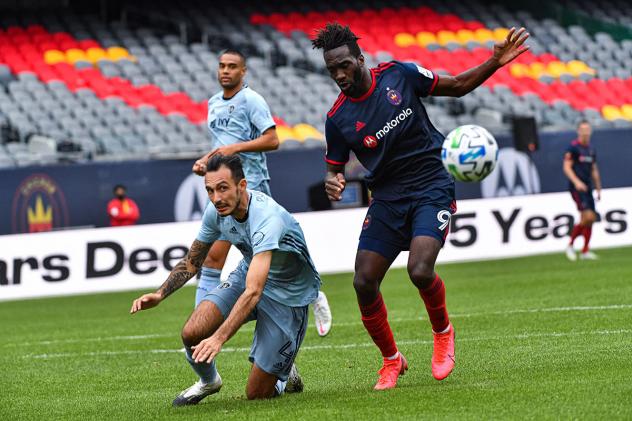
{"left": 363, "top": 135, "right": 378, "bottom": 148}
{"left": 481, "top": 147, "right": 541, "bottom": 198}
{"left": 375, "top": 108, "right": 413, "bottom": 140}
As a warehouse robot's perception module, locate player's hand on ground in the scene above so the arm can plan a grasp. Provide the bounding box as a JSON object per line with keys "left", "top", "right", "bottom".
{"left": 325, "top": 173, "right": 346, "bottom": 201}
{"left": 130, "top": 292, "right": 163, "bottom": 314}
{"left": 596, "top": 190, "right": 601, "bottom": 200}
{"left": 574, "top": 180, "right": 588, "bottom": 192}
{"left": 192, "top": 336, "right": 223, "bottom": 363}
{"left": 493, "top": 27, "right": 529, "bottom": 66}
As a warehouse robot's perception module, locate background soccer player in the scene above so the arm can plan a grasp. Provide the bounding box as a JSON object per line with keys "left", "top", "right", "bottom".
{"left": 131, "top": 154, "right": 319, "bottom": 404}
{"left": 564, "top": 120, "right": 602, "bottom": 260}
{"left": 191, "top": 49, "right": 332, "bottom": 335}
{"left": 312, "top": 23, "right": 529, "bottom": 390}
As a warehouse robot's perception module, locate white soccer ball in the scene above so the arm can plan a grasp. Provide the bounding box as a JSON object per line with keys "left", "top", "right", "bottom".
{"left": 441, "top": 124, "right": 499, "bottom": 182}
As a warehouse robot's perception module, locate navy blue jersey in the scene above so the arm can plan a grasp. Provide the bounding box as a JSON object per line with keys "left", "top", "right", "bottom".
{"left": 566, "top": 140, "right": 596, "bottom": 188}
{"left": 325, "top": 61, "right": 453, "bottom": 200}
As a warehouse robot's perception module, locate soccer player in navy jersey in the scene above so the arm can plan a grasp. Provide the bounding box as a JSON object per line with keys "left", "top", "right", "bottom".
{"left": 312, "top": 23, "right": 529, "bottom": 390}
{"left": 563, "top": 120, "right": 602, "bottom": 261}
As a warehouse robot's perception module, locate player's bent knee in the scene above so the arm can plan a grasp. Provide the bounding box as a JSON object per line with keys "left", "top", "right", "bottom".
{"left": 407, "top": 262, "right": 435, "bottom": 288}
{"left": 353, "top": 273, "right": 379, "bottom": 298}
{"left": 181, "top": 302, "right": 222, "bottom": 347}
{"left": 181, "top": 323, "right": 202, "bottom": 347}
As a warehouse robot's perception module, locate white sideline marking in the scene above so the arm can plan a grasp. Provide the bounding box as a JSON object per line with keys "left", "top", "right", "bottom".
{"left": 8, "top": 303, "right": 632, "bottom": 348}
{"left": 24, "top": 329, "right": 632, "bottom": 360}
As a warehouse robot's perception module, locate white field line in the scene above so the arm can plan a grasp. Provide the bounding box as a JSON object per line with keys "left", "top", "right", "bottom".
{"left": 8, "top": 303, "right": 632, "bottom": 348}
{"left": 23, "top": 328, "right": 632, "bottom": 360}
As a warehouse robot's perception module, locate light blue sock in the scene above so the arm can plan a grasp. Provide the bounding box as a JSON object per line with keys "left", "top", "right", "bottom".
{"left": 184, "top": 346, "right": 219, "bottom": 384}
{"left": 274, "top": 379, "right": 287, "bottom": 397}
{"left": 195, "top": 267, "right": 222, "bottom": 306}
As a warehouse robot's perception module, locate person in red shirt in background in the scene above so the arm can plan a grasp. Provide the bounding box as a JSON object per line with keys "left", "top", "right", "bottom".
{"left": 107, "top": 184, "right": 140, "bottom": 227}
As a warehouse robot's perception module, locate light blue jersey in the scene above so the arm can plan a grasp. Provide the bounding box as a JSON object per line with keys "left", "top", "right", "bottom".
{"left": 207, "top": 86, "right": 276, "bottom": 190}
{"left": 196, "top": 190, "right": 320, "bottom": 307}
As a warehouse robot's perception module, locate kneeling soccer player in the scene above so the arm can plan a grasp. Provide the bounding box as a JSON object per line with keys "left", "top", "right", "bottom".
{"left": 130, "top": 154, "right": 321, "bottom": 404}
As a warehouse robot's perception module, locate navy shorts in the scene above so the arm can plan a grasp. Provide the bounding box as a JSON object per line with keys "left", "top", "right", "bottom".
{"left": 570, "top": 188, "right": 595, "bottom": 212}
{"left": 359, "top": 193, "right": 457, "bottom": 261}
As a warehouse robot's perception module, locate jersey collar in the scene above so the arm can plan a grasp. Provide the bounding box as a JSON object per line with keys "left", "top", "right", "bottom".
{"left": 348, "top": 69, "right": 376, "bottom": 103}
{"left": 233, "top": 191, "right": 252, "bottom": 223}
{"left": 222, "top": 83, "right": 248, "bottom": 101}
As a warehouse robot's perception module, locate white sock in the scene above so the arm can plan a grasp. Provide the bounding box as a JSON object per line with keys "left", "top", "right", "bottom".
{"left": 386, "top": 351, "right": 399, "bottom": 360}
{"left": 274, "top": 379, "right": 287, "bottom": 396}
{"left": 433, "top": 324, "right": 451, "bottom": 334}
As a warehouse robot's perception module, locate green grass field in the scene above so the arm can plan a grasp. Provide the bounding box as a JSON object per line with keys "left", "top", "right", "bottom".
{"left": 2, "top": 247, "right": 632, "bottom": 420}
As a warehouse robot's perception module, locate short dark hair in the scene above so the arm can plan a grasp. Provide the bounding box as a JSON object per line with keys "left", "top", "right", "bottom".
{"left": 206, "top": 154, "right": 245, "bottom": 182}
{"left": 311, "top": 22, "right": 361, "bottom": 57}
{"left": 577, "top": 119, "right": 591, "bottom": 127}
{"left": 113, "top": 184, "right": 126, "bottom": 193}
{"left": 219, "top": 48, "right": 246, "bottom": 65}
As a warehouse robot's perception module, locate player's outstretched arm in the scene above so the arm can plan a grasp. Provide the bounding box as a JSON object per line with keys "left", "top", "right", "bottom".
{"left": 192, "top": 251, "right": 272, "bottom": 363}
{"left": 432, "top": 27, "right": 529, "bottom": 97}
{"left": 209, "top": 127, "right": 280, "bottom": 159}
{"left": 325, "top": 163, "right": 346, "bottom": 201}
{"left": 130, "top": 239, "right": 212, "bottom": 314}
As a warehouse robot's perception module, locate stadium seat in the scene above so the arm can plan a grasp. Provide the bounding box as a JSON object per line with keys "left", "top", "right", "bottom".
{"left": 86, "top": 47, "right": 107, "bottom": 63}
{"left": 43, "top": 49, "right": 66, "bottom": 65}
{"left": 602, "top": 105, "right": 623, "bottom": 121}
{"left": 65, "top": 48, "right": 88, "bottom": 64}
{"left": 621, "top": 104, "right": 632, "bottom": 121}
{"left": 28, "top": 134, "right": 58, "bottom": 154}
{"left": 1, "top": 2, "right": 631, "bottom": 165}
{"left": 394, "top": 33, "right": 416, "bottom": 48}
{"left": 292, "top": 123, "right": 324, "bottom": 141}
{"left": 106, "top": 46, "right": 132, "bottom": 61}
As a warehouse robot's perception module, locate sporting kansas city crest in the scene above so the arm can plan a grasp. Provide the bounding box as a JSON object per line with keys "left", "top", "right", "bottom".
{"left": 386, "top": 88, "right": 402, "bottom": 106}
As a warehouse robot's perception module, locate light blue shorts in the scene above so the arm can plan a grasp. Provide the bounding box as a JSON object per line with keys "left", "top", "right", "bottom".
{"left": 199, "top": 262, "right": 308, "bottom": 381}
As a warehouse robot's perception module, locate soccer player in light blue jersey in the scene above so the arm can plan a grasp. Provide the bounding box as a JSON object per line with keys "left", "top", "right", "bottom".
{"left": 131, "top": 154, "right": 320, "bottom": 404}
{"left": 191, "top": 49, "right": 332, "bottom": 336}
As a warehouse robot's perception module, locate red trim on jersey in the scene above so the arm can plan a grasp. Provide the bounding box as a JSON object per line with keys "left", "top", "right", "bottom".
{"left": 348, "top": 68, "right": 377, "bottom": 103}
{"left": 376, "top": 62, "right": 395, "bottom": 72}
{"left": 428, "top": 72, "right": 439, "bottom": 95}
{"left": 327, "top": 93, "right": 347, "bottom": 118}
{"left": 325, "top": 157, "right": 348, "bottom": 165}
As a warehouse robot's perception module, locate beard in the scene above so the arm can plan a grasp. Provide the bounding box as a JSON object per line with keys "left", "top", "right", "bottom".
{"left": 348, "top": 65, "right": 365, "bottom": 97}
